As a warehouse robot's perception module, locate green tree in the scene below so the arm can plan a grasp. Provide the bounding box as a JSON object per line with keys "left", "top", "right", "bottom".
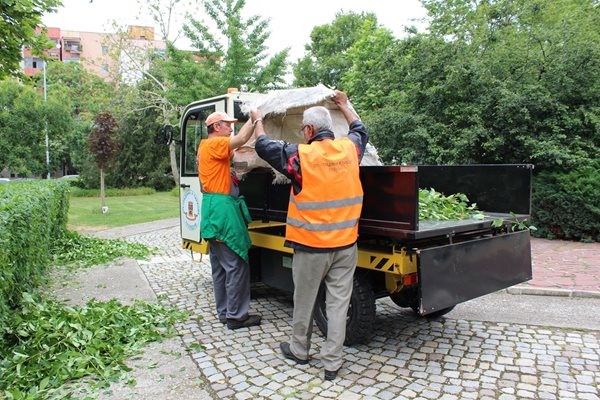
{"left": 42, "top": 61, "right": 113, "bottom": 118}
{"left": 29, "top": 61, "right": 114, "bottom": 181}
{"left": 341, "top": 20, "right": 397, "bottom": 111}
{"left": 184, "top": 0, "right": 289, "bottom": 92}
{"left": 0, "top": 0, "right": 61, "bottom": 79}
{"left": 107, "top": 103, "right": 174, "bottom": 191}
{"left": 344, "top": 0, "right": 600, "bottom": 169}
{"left": 88, "top": 112, "right": 120, "bottom": 209}
{"left": 0, "top": 79, "right": 72, "bottom": 176}
{"left": 293, "top": 11, "right": 379, "bottom": 89}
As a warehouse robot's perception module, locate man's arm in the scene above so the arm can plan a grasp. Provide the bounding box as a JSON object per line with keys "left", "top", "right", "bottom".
{"left": 332, "top": 90, "right": 369, "bottom": 161}
{"left": 229, "top": 119, "right": 254, "bottom": 150}
{"left": 250, "top": 110, "right": 295, "bottom": 180}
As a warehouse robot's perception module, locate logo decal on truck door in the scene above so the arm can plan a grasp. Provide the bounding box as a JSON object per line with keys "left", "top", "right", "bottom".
{"left": 182, "top": 190, "right": 200, "bottom": 229}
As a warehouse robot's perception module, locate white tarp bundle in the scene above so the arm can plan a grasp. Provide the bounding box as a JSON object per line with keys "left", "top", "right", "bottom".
{"left": 233, "top": 84, "right": 383, "bottom": 183}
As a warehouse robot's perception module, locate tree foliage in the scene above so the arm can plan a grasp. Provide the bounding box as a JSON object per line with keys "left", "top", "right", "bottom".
{"left": 88, "top": 111, "right": 119, "bottom": 208}
{"left": 184, "top": 0, "right": 289, "bottom": 91}
{"left": 107, "top": 105, "right": 174, "bottom": 191}
{"left": 293, "top": 11, "right": 379, "bottom": 89}
{"left": 0, "top": 79, "right": 72, "bottom": 176}
{"left": 41, "top": 61, "right": 113, "bottom": 118}
{"left": 88, "top": 112, "right": 119, "bottom": 170}
{"left": 0, "top": 0, "right": 61, "bottom": 79}
{"left": 343, "top": 0, "right": 600, "bottom": 170}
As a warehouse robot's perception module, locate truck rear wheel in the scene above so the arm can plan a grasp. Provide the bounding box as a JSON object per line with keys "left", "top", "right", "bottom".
{"left": 411, "top": 304, "right": 456, "bottom": 318}
{"left": 390, "top": 291, "right": 456, "bottom": 318}
{"left": 313, "top": 274, "right": 376, "bottom": 345}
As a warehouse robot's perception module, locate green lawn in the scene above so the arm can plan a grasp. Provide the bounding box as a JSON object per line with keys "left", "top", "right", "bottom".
{"left": 68, "top": 192, "right": 179, "bottom": 230}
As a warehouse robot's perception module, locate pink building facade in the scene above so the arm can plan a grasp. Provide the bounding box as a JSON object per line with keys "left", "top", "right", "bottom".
{"left": 22, "top": 26, "right": 166, "bottom": 81}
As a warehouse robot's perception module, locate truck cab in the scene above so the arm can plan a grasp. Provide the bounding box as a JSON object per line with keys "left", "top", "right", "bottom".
{"left": 178, "top": 90, "right": 261, "bottom": 246}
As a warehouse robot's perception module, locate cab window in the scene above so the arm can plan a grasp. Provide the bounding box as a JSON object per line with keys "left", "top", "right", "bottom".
{"left": 182, "top": 106, "right": 215, "bottom": 176}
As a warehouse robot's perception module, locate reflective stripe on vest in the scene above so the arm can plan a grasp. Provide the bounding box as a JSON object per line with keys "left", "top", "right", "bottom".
{"left": 286, "top": 138, "right": 363, "bottom": 248}
{"left": 289, "top": 194, "right": 363, "bottom": 210}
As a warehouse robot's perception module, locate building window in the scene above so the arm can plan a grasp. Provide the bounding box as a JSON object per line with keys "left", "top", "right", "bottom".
{"left": 102, "top": 45, "right": 109, "bottom": 55}
{"left": 65, "top": 54, "right": 80, "bottom": 62}
{"left": 32, "top": 60, "right": 38, "bottom": 68}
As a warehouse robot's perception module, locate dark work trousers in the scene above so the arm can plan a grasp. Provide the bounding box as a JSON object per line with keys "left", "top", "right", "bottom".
{"left": 208, "top": 240, "right": 251, "bottom": 321}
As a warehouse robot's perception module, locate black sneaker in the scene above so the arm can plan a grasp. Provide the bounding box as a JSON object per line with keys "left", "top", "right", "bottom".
{"left": 279, "top": 342, "right": 308, "bottom": 365}
{"left": 218, "top": 315, "right": 227, "bottom": 324}
{"left": 226, "top": 314, "right": 261, "bottom": 330}
{"left": 324, "top": 368, "right": 340, "bottom": 381}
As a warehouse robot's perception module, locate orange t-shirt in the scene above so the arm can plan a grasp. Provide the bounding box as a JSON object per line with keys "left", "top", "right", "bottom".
{"left": 198, "top": 136, "right": 232, "bottom": 194}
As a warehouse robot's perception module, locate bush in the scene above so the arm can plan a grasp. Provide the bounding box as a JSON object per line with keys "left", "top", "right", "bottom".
{"left": 65, "top": 177, "right": 86, "bottom": 189}
{"left": 532, "top": 162, "right": 600, "bottom": 242}
{"left": 147, "top": 172, "right": 175, "bottom": 192}
{"left": 0, "top": 180, "right": 70, "bottom": 334}
{"left": 69, "top": 187, "right": 156, "bottom": 198}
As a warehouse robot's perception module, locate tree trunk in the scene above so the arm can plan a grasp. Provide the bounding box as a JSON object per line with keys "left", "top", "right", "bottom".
{"left": 100, "top": 168, "right": 106, "bottom": 209}
{"left": 169, "top": 141, "right": 180, "bottom": 186}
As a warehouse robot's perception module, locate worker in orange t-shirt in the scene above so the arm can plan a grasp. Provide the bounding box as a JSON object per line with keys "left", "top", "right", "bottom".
{"left": 198, "top": 111, "right": 261, "bottom": 330}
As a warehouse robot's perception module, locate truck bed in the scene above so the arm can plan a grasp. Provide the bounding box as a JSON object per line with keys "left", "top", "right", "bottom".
{"left": 239, "top": 164, "right": 533, "bottom": 241}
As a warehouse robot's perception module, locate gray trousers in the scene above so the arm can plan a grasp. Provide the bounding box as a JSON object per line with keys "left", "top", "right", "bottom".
{"left": 208, "top": 240, "right": 250, "bottom": 320}
{"left": 289, "top": 244, "right": 357, "bottom": 371}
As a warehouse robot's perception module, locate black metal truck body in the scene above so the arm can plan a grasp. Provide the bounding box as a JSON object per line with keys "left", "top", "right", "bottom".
{"left": 236, "top": 164, "right": 533, "bottom": 342}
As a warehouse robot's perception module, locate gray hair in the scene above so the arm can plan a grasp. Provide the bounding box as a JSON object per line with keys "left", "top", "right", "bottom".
{"left": 303, "top": 106, "right": 332, "bottom": 132}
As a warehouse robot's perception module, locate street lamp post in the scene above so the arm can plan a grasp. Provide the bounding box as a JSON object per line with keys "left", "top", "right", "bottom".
{"left": 43, "top": 60, "right": 50, "bottom": 179}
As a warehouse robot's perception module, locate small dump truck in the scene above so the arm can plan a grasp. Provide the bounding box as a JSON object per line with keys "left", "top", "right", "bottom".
{"left": 175, "top": 90, "right": 533, "bottom": 344}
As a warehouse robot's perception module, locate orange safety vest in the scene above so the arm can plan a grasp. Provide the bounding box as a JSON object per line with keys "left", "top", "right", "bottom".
{"left": 286, "top": 138, "right": 363, "bottom": 248}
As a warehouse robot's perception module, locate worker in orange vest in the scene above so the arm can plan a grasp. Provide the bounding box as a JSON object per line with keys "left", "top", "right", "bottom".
{"left": 252, "top": 90, "right": 368, "bottom": 381}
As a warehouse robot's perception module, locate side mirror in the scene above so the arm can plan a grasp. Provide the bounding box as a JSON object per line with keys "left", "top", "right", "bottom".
{"left": 160, "top": 125, "right": 178, "bottom": 145}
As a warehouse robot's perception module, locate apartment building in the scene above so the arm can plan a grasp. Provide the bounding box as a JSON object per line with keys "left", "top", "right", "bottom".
{"left": 22, "top": 25, "right": 166, "bottom": 81}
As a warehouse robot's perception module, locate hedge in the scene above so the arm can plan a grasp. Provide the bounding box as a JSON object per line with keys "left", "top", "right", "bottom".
{"left": 0, "top": 180, "right": 70, "bottom": 333}
{"left": 532, "top": 161, "right": 600, "bottom": 242}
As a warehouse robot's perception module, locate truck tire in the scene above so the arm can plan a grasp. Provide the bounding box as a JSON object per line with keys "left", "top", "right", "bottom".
{"left": 389, "top": 291, "right": 455, "bottom": 318}
{"left": 389, "top": 288, "right": 417, "bottom": 308}
{"left": 410, "top": 304, "right": 456, "bottom": 318}
{"left": 313, "top": 274, "right": 376, "bottom": 345}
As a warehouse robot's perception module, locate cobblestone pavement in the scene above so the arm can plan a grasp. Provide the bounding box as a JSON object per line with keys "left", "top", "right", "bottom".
{"left": 115, "top": 225, "right": 600, "bottom": 400}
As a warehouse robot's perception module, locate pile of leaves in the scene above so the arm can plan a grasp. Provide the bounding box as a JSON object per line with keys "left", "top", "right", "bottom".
{"left": 419, "top": 188, "right": 483, "bottom": 221}
{"left": 51, "top": 230, "right": 153, "bottom": 269}
{"left": 0, "top": 293, "right": 188, "bottom": 399}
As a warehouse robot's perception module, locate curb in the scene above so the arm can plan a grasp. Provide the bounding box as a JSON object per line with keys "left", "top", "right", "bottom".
{"left": 506, "top": 285, "right": 600, "bottom": 299}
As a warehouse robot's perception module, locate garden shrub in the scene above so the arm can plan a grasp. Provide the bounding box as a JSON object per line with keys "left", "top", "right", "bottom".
{"left": 69, "top": 186, "right": 155, "bottom": 197}
{"left": 147, "top": 171, "right": 175, "bottom": 192}
{"left": 532, "top": 161, "right": 600, "bottom": 242}
{"left": 0, "top": 180, "right": 70, "bottom": 336}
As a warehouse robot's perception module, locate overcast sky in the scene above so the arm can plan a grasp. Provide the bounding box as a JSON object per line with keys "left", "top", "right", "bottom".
{"left": 43, "top": 0, "right": 429, "bottom": 62}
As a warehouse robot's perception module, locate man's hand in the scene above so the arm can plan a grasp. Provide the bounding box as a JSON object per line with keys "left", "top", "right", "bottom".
{"left": 250, "top": 109, "right": 266, "bottom": 138}
{"left": 332, "top": 90, "right": 349, "bottom": 107}
{"left": 332, "top": 90, "right": 359, "bottom": 124}
{"left": 251, "top": 110, "right": 263, "bottom": 122}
